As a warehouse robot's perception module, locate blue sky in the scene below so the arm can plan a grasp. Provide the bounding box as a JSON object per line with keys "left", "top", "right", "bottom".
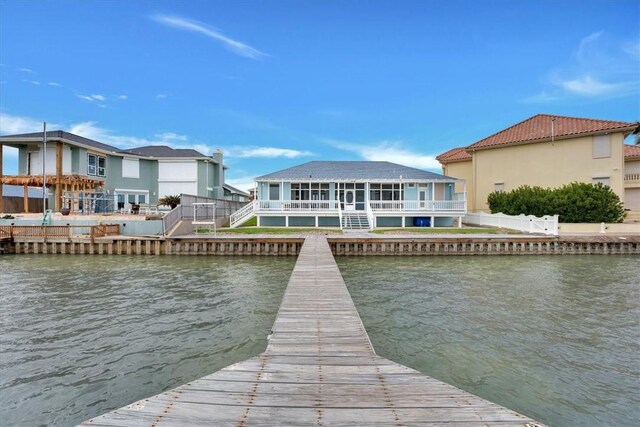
{"left": 1, "top": 0, "right": 638, "bottom": 191}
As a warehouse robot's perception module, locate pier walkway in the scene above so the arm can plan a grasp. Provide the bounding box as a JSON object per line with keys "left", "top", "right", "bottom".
{"left": 81, "top": 236, "right": 541, "bottom": 426}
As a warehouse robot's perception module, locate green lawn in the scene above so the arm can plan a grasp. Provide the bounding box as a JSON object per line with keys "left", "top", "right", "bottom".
{"left": 209, "top": 227, "right": 342, "bottom": 235}
{"left": 371, "top": 227, "right": 520, "bottom": 234}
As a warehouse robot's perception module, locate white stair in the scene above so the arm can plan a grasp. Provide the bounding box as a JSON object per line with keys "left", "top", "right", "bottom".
{"left": 341, "top": 211, "right": 371, "bottom": 231}
{"left": 229, "top": 201, "right": 256, "bottom": 228}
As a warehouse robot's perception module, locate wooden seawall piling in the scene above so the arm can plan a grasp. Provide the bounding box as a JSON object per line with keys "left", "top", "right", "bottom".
{"left": 80, "top": 236, "right": 542, "bottom": 426}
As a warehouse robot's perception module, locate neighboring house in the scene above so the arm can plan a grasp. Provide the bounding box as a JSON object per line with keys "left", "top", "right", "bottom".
{"left": 437, "top": 114, "right": 639, "bottom": 213}
{"left": 223, "top": 183, "right": 250, "bottom": 202}
{"left": 0, "top": 130, "right": 234, "bottom": 213}
{"left": 625, "top": 145, "right": 640, "bottom": 212}
{"left": 231, "top": 161, "right": 465, "bottom": 229}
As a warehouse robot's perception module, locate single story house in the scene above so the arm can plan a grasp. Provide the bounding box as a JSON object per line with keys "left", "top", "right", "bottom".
{"left": 231, "top": 161, "right": 466, "bottom": 230}
{"left": 0, "top": 130, "right": 249, "bottom": 213}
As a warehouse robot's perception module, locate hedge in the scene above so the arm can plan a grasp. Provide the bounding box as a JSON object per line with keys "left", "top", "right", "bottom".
{"left": 487, "top": 182, "right": 625, "bottom": 223}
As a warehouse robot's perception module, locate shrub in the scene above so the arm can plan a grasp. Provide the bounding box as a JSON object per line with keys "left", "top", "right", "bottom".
{"left": 158, "top": 195, "right": 181, "bottom": 209}
{"left": 487, "top": 182, "right": 625, "bottom": 223}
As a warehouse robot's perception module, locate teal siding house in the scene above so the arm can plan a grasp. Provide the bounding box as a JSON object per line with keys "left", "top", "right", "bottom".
{"left": 0, "top": 131, "right": 248, "bottom": 213}
{"left": 230, "top": 161, "right": 466, "bottom": 230}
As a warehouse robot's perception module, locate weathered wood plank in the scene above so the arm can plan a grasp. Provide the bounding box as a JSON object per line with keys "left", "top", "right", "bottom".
{"left": 80, "top": 236, "right": 543, "bottom": 426}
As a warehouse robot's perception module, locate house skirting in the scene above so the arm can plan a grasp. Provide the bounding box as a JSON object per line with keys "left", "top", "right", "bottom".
{"left": 256, "top": 213, "right": 465, "bottom": 228}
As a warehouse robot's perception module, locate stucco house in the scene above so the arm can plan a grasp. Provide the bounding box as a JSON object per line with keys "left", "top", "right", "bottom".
{"left": 437, "top": 114, "right": 639, "bottom": 214}
{"left": 230, "top": 161, "right": 466, "bottom": 230}
{"left": 0, "top": 130, "right": 248, "bottom": 213}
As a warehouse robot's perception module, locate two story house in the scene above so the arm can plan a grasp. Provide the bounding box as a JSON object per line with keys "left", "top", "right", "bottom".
{"left": 437, "top": 114, "right": 638, "bottom": 215}
{"left": 0, "top": 130, "right": 248, "bottom": 213}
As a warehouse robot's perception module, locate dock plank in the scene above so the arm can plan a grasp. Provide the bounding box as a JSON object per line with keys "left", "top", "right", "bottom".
{"left": 80, "top": 236, "right": 543, "bottom": 426}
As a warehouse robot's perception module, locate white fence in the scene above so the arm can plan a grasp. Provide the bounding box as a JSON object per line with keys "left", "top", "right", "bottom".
{"left": 465, "top": 212, "right": 559, "bottom": 236}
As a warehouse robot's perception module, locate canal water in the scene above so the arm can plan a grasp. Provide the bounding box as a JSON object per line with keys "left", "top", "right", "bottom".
{"left": 0, "top": 255, "right": 296, "bottom": 426}
{"left": 337, "top": 255, "right": 639, "bottom": 426}
{"left": 1, "top": 254, "right": 638, "bottom": 426}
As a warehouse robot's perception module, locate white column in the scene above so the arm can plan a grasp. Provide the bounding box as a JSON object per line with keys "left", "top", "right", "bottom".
{"left": 458, "top": 216, "right": 462, "bottom": 228}
{"left": 285, "top": 215, "right": 289, "bottom": 227}
{"left": 430, "top": 216, "right": 435, "bottom": 228}
{"left": 402, "top": 216, "right": 405, "bottom": 228}
{"left": 315, "top": 216, "right": 319, "bottom": 227}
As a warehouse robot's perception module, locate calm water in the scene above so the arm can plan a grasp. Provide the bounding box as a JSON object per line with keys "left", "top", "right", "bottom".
{"left": 0, "top": 255, "right": 295, "bottom": 426}
{"left": 337, "top": 255, "right": 640, "bottom": 426}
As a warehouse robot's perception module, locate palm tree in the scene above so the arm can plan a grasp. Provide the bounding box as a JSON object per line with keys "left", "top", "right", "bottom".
{"left": 158, "top": 195, "right": 181, "bottom": 209}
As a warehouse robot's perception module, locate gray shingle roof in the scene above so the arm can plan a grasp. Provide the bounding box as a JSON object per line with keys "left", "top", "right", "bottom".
{"left": 223, "top": 183, "right": 250, "bottom": 196}
{"left": 256, "top": 161, "right": 457, "bottom": 181}
{"left": 118, "top": 146, "right": 207, "bottom": 158}
{"left": 0, "top": 130, "right": 120, "bottom": 153}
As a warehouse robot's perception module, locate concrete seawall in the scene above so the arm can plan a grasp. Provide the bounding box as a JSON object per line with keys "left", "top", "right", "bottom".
{"left": 3, "top": 235, "right": 639, "bottom": 255}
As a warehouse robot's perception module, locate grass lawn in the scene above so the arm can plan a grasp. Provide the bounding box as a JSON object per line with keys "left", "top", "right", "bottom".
{"left": 371, "top": 227, "right": 520, "bottom": 234}
{"left": 200, "top": 226, "right": 342, "bottom": 235}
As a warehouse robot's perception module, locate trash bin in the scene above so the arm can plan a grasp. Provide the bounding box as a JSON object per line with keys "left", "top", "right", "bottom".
{"left": 413, "top": 217, "right": 431, "bottom": 227}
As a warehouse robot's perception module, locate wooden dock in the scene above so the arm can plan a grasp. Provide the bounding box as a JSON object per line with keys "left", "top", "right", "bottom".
{"left": 81, "top": 236, "right": 542, "bottom": 426}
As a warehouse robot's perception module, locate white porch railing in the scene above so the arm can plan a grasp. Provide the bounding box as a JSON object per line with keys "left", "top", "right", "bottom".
{"left": 624, "top": 173, "right": 640, "bottom": 182}
{"left": 369, "top": 200, "right": 466, "bottom": 212}
{"left": 229, "top": 201, "right": 256, "bottom": 228}
{"left": 256, "top": 200, "right": 339, "bottom": 211}
{"left": 465, "top": 212, "right": 559, "bottom": 236}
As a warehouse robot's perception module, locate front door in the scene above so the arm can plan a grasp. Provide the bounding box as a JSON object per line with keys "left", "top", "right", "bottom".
{"left": 345, "top": 190, "right": 355, "bottom": 211}
{"left": 419, "top": 190, "right": 427, "bottom": 209}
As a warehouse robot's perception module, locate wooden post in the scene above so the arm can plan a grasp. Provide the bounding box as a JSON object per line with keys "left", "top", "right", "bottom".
{"left": 23, "top": 183, "right": 29, "bottom": 213}
{"left": 55, "top": 141, "right": 63, "bottom": 211}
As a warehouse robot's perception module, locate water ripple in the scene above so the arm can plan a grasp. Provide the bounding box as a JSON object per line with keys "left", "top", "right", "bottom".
{"left": 0, "top": 254, "right": 294, "bottom": 426}
{"left": 338, "top": 255, "right": 640, "bottom": 427}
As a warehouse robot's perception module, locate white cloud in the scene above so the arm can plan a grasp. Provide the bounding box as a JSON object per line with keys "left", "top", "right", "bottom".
{"left": 76, "top": 94, "right": 107, "bottom": 103}
{"left": 155, "top": 132, "right": 187, "bottom": 142}
{"left": 155, "top": 94, "right": 167, "bottom": 100}
{"left": 18, "top": 67, "right": 35, "bottom": 74}
{"left": 558, "top": 75, "right": 635, "bottom": 96}
{"left": 151, "top": 15, "right": 268, "bottom": 60}
{"left": 28, "top": 80, "right": 41, "bottom": 85}
{"left": 118, "top": 95, "right": 128, "bottom": 100}
{"left": 0, "top": 113, "right": 55, "bottom": 135}
{"left": 225, "top": 146, "right": 313, "bottom": 159}
{"left": 48, "top": 82, "right": 62, "bottom": 87}
{"left": 326, "top": 139, "right": 441, "bottom": 170}
{"left": 525, "top": 32, "right": 639, "bottom": 102}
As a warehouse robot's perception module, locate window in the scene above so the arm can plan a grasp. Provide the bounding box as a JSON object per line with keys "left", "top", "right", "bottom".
{"left": 138, "top": 194, "right": 146, "bottom": 204}
{"left": 592, "top": 176, "right": 610, "bottom": 187}
{"left": 128, "top": 194, "right": 136, "bottom": 203}
{"left": 592, "top": 135, "right": 611, "bottom": 159}
{"left": 88, "top": 153, "right": 106, "bottom": 177}
{"left": 122, "top": 158, "right": 140, "bottom": 178}
{"left": 495, "top": 182, "right": 505, "bottom": 192}
{"left": 269, "top": 184, "right": 280, "bottom": 200}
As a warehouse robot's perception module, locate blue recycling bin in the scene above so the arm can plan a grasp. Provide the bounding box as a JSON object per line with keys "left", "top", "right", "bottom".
{"left": 413, "top": 217, "right": 431, "bottom": 227}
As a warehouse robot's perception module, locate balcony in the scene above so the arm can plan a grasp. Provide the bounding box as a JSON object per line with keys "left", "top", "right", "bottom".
{"left": 624, "top": 173, "right": 640, "bottom": 187}
{"left": 255, "top": 199, "right": 466, "bottom": 213}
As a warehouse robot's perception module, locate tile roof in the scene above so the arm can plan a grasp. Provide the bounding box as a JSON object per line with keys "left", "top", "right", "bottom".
{"left": 256, "top": 161, "right": 457, "bottom": 181}
{"left": 0, "top": 130, "right": 120, "bottom": 153}
{"left": 118, "top": 145, "right": 207, "bottom": 158}
{"left": 467, "top": 114, "right": 637, "bottom": 151}
{"left": 625, "top": 144, "right": 640, "bottom": 160}
{"left": 435, "top": 147, "right": 472, "bottom": 164}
